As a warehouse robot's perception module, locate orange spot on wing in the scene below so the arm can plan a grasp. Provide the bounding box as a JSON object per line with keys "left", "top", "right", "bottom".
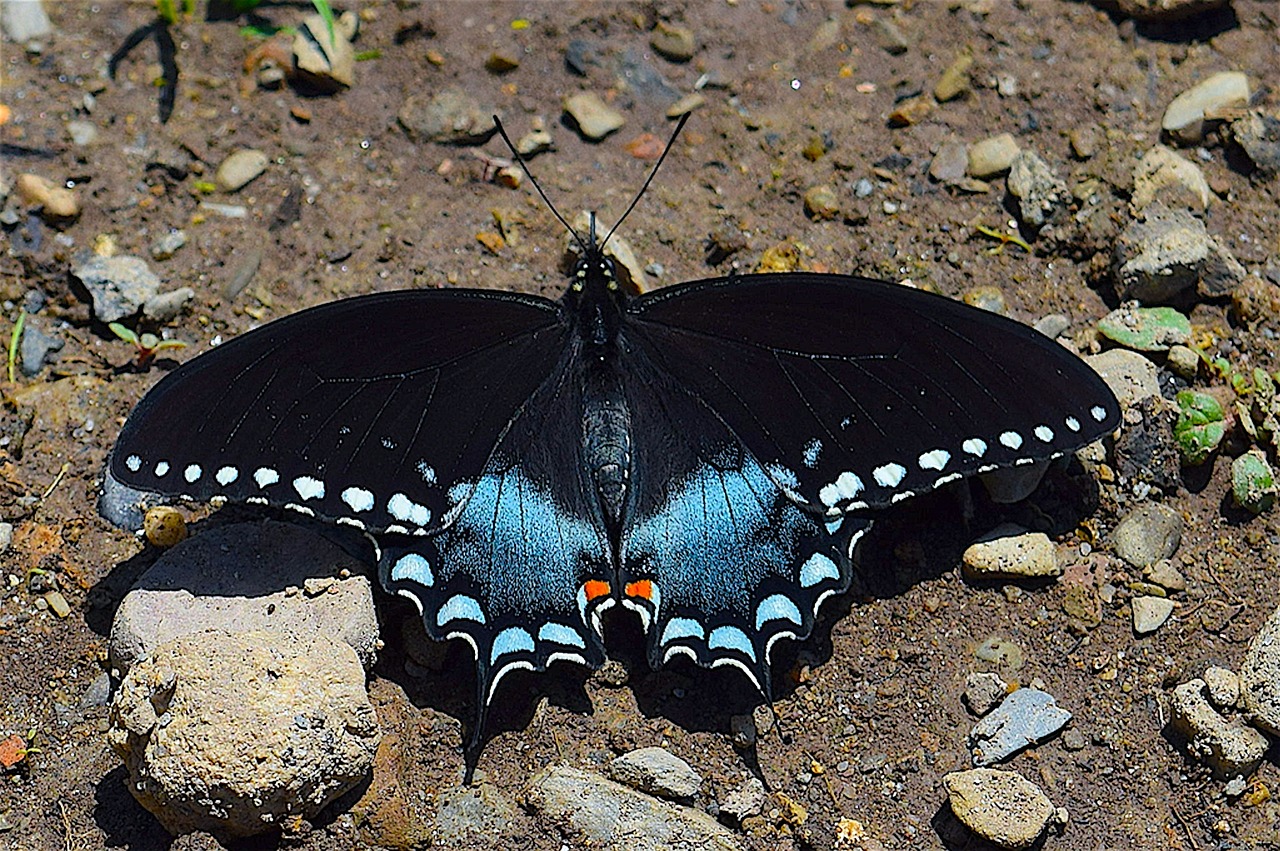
{"left": 582, "top": 580, "right": 611, "bottom": 601}
{"left": 625, "top": 579, "right": 653, "bottom": 601}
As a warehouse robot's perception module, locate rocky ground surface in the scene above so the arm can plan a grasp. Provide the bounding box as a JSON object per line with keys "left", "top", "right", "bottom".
{"left": 2, "top": 1, "right": 1280, "bottom": 849}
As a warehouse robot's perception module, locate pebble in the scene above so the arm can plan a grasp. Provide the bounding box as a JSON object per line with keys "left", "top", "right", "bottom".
{"left": 1132, "top": 595, "right": 1175, "bottom": 635}
{"left": 484, "top": 50, "right": 520, "bottom": 73}
{"left": 1131, "top": 145, "right": 1212, "bottom": 212}
{"left": 961, "top": 523, "right": 1059, "bottom": 581}
{"left": 108, "top": 629, "right": 380, "bottom": 839}
{"left": 109, "top": 520, "right": 380, "bottom": 674}
{"left": 1241, "top": 602, "right": 1280, "bottom": 736}
{"left": 1033, "top": 313, "right": 1071, "bottom": 339}
{"left": 969, "top": 687, "right": 1072, "bottom": 766}
{"left": 524, "top": 765, "right": 741, "bottom": 851}
{"left": 1145, "top": 560, "right": 1187, "bottom": 593}
{"left": 214, "top": 149, "right": 269, "bottom": 193}
{"left": 1203, "top": 666, "right": 1241, "bottom": 711}
{"left": 1165, "top": 343, "right": 1200, "bottom": 378}
{"left": 143, "top": 505, "right": 188, "bottom": 548}
{"left": 649, "top": 21, "right": 696, "bottom": 62}
{"left": 888, "top": 95, "right": 932, "bottom": 127}
{"left": 1068, "top": 125, "right": 1099, "bottom": 160}
{"left": 1111, "top": 503, "right": 1183, "bottom": 568}
{"left": 803, "top": 184, "right": 840, "bottom": 220}
{"left": 72, "top": 253, "right": 162, "bottom": 322}
{"left": 293, "top": 11, "right": 356, "bottom": 91}
{"left": 929, "top": 140, "right": 969, "bottom": 185}
{"left": 19, "top": 318, "right": 63, "bottom": 377}
{"left": 1, "top": 0, "right": 53, "bottom": 43}
{"left": 44, "top": 590, "right": 71, "bottom": 618}
{"left": 934, "top": 49, "right": 973, "bottom": 102}
{"left": 150, "top": 228, "right": 187, "bottom": 260}
{"left": 514, "top": 128, "right": 553, "bottom": 158}
{"left": 1111, "top": 205, "right": 1247, "bottom": 303}
{"left": 874, "top": 18, "right": 910, "bottom": 55}
{"left": 719, "top": 776, "right": 765, "bottom": 822}
{"left": 1170, "top": 677, "right": 1268, "bottom": 779}
{"left": 1085, "top": 348, "right": 1160, "bottom": 410}
{"left": 143, "top": 287, "right": 195, "bottom": 322}
{"left": 1006, "top": 150, "right": 1068, "bottom": 229}
{"left": 563, "top": 92, "right": 625, "bottom": 141}
{"left": 967, "top": 133, "right": 1020, "bottom": 178}
{"left": 609, "top": 747, "right": 702, "bottom": 799}
{"left": 398, "top": 88, "right": 497, "bottom": 145}
{"left": 1162, "top": 70, "right": 1249, "bottom": 145}
{"left": 1231, "top": 111, "right": 1280, "bottom": 175}
{"left": 66, "top": 120, "right": 98, "bottom": 146}
{"left": 15, "top": 172, "right": 79, "bottom": 220}
{"left": 80, "top": 671, "right": 113, "bottom": 709}
{"left": 974, "top": 635, "right": 1025, "bottom": 671}
{"left": 665, "top": 92, "right": 704, "bottom": 119}
{"left": 0, "top": 521, "right": 12, "bottom": 553}
{"left": 944, "top": 768, "right": 1061, "bottom": 850}
{"left": 964, "top": 672, "right": 1010, "bottom": 717}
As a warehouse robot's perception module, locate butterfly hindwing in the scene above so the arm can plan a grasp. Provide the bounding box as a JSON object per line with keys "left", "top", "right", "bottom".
{"left": 628, "top": 273, "right": 1122, "bottom": 514}
{"left": 107, "top": 289, "right": 568, "bottom": 536}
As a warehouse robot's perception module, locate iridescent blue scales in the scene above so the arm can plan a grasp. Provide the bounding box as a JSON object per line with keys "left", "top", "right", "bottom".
{"left": 102, "top": 252, "right": 1120, "bottom": 746}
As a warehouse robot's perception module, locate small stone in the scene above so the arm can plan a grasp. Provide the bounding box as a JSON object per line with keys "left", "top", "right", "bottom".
{"left": 729, "top": 713, "right": 757, "bottom": 748}
{"left": 964, "top": 672, "right": 1009, "bottom": 717}
{"left": 609, "top": 747, "right": 702, "bottom": 799}
{"left": 143, "top": 287, "right": 195, "bottom": 322}
{"left": 1166, "top": 344, "right": 1200, "bottom": 379}
{"left": 944, "top": 768, "right": 1058, "bottom": 850}
{"left": 18, "top": 318, "right": 62, "bottom": 377}
{"left": 1007, "top": 150, "right": 1068, "bottom": 229}
{"left": 1162, "top": 71, "right": 1249, "bottom": 145}
{"left": 649, "top": 21, "right": 696, "bottom": 62}
{"left": 143, "top": 506, "right": 188, "bottom": 548}
{"left": 969, "top": 688, "right": 1072, "bottom": 766}
{"left": 1241, "top": 604, "right": 1280, "bottom": 736}
{"left": 66, "top": 120, "right": 98, "bottom": 146}
{"left": 874, "top": 18, "right": 910, "bottom": 55}
{"left": 1, "top": 0, "right": 53, "bottom": 42}
{"left": 974, "top": 636, "right": 1024, "bottom": 671}
{"left": 1112, "top": 205, "right": 1247, "bottom": 303}
{"left": 1145, "top": 560, "right": 1187, "bottom": 593}
{"left": 215, "top": 149, "right": 269, "bottom": 192}
{"left": 1060, "top": 729, "right": 1086, "bottom": 751}
{"left": 1132, "top": 596, "right": 1175, "bottom": 635}
{"left": 929, "top": 140, "right": 969, "bottom": 185}
{"left": 15, "top": 172, "right": 79, "bottom": 220}
{"left": 72, "top": 254, "right": 162, "bottom": 323}
{"left": 1131, "top": 145, "right": 1212, "bottom": 212}
{"left": 1085, "top": 349, "right": 1161, "bottom": 410}
{"left": 515, "top": 129, "right": 553, "bottom": 158}
{"left": 1203, "top": 667, "right": 1240, "bottom": 711}
{"left": 720, "top": 776, "right": 766, "bottom": 822}
{"left": 1170, "top": 678, "right": 1268, "bottom": 779}
{"left": 44, "top": 590, "right": 71, "bottom": 618}
{"left": 803, "top": 185, "right": 840, "bottom": 220}
{"left": 150, "top": 228, "right": 187, "bottom": 260}
{"left": 967, "top": 133, "right": 1020, "bottom": 178}
{"left": 666, "top": 92, "right": 704, "bottom": 119}
{"left": 963, "top": 286, "right": 1008, "bottom": 315}
{"left": 484, "top": 50, "right": 520, "bottom": 73}
{"left": 962, "top": 524, "right": 1059, "bottom": 581}
{"left": 1112, "top": 503, "right": 1183, "bottom": 568}
{"left": 888, "top": 95, "right": 932, "bottom": 127}
{"left": 1033, "top": 313, "right": 1071, "bottom": 339}
{"left": 563, "top": 92, "right": 625, "bottom": 141}
{"left": 934, "top": 49, "right": 973, "bottom": 102}
{"left": 0, "top": 522, "right": 13, "bottom": 553}
{"left": 1230, "top": 111, "right": 1280, "bottom": 175}
{"left": 398, "top": 89, "right": 497, "bottom": 145}
{"left": 1068, "top": 125, "right": 1099, "bottom": 159}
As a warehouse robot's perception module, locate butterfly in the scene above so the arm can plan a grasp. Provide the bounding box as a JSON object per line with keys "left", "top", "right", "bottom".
{"left": 101, "top": 118, "right": 1120, "bottom": 755}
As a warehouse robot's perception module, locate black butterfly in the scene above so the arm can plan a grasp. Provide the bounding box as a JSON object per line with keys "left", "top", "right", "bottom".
{"left": 101, "top": 120, "right": 1119, "bottom": 752}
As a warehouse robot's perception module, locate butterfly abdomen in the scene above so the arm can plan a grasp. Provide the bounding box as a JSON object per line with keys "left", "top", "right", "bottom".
{"left": 581, "top": 360, "right": 632, "bottom": 529}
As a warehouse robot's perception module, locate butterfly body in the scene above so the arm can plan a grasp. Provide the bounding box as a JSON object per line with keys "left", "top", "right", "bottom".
{"left": 103, "top": 231, "right": 1119, "bottom": 747}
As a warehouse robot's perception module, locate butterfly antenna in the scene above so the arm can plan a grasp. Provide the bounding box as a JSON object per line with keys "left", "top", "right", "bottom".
{"left": 492, "top": 116, "right": 590, "bottom": 256}
{"left": 601, "top": 112, "right": 690, "bottom": 249}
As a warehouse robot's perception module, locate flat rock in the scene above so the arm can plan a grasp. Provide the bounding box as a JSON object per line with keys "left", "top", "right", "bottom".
{"left": 563, "top": 92, "right": 625, "bottom": 141}
{"left": 1162, "top": 70, "right": 1249, "bottom": 145}
{"left": 107, "top": 629, "right": 381, "bottom": 839}
{"left": 649, "top": 21, "right": 696, "bottom": 62}
{"left": 1112, "top": 205, "right": 1246, "bottom": 303}
{"left": 929, "top": 140, "right": 970, "bottom": 185}
{"left": 944, "top": 768, "right": 1059, "bottom": 850}
{"left": 398, "top": 88, "right": 497, "bottom": 145}
{"left": 110, "top": 520, "right": 379, "bottom": 674}
{"left": 962, "top": 524, "right": 1059, "bottom": 581}
{"left": 1170, "top": 678, "right": 1269, "bottom": 779}
{"left": 72, "top": 253, "right": 162, "bottom": 322}
{"left": 608, "top": 747, "right": 702, "bottom": 799}
{"left": 1085, "top": 348, "right": 1160, "bottom": 410}
{"left": 719, "top": 776, "right": 765, "bottom": 822}
{"left": 214, "top": 149, "right": 268, "bottom": 192}
{"left": 1111, "top": 503, "right": 1183, "bottom": 568}
{"left": 969, "top": 687, "right": 1072, "bottom": 766}
{"left": 1132, "top": 145, "right": 1212, "bottom": 212}
{"left": 435, "top": 781, "right": 521, "bottom": 848}
{"left": 1007, "top": 150, "right": 1068, "bottom": 229}
{"left": 524, "top": 765, "right": 741, "bottom": 851}
{"left": 1241, "top": 603, "right": 1280, "bottom": 736}
{"left": 1132, "top": 595, "right": 1175, "bottom": 635}
{"left": 967, "top": 133, "right": 1020, "bottom": 178}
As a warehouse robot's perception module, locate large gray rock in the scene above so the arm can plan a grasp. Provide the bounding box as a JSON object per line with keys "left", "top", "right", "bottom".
{"left": 110, "top": 520, "right": 379, "bottom": 674}
{"left": 525, "top": 765, "right": 740, "bottom": 851}
{"left": 1112, "top": 206, "right": 1246, "bottom": 303}
{"left": 1170, "top": 678, "right": 1268, "bottom": 780}
{"left": 73, "top": 254, "right": 161, "bottom": 322}
{"left": 608, "top": 747, "right": 702, "bottom": 799}
{"left": 1111, "top": 503, "right": 1183, "bottom": 568}
{"left": 1241, "top": 603, "right": 1280, "bottom": 736}
{"left": 108, "top": 629, "right": 381, "bottom": 839}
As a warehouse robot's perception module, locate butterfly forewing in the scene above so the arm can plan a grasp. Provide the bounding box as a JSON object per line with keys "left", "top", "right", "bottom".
{"left": 108, "top": 289, "right": 568, "bottom": 536}
{"left": 627, "top": 273, "right": 1121, "bottom": 514}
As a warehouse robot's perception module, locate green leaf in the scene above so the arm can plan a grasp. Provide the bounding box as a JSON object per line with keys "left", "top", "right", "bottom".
{"left": 312, "top": 0, "right": 337, "bottom": 48}
{"left": 1097, "top": 305, "right": 1191, "bottom": 352}
{"left": 108, "top": 322, "right": 139, "bottom": 346}
{"left": 1174, "top": 390, "right": 1226, "bottom": 465}
{"left": 7, "top": 312, "right": 25, "bottom": 383}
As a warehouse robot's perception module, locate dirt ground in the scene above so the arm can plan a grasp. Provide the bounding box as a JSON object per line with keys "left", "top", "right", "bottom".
{"left": 3, "top": 1, "right": 1280, "bottom": 849}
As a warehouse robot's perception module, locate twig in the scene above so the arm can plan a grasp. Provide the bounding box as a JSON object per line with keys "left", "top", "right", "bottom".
{"left": 40, "top": 462, "right": 71, "bottom": 502}
{"left": 1170, "top": 805, "right": 1199, "bottom": 851}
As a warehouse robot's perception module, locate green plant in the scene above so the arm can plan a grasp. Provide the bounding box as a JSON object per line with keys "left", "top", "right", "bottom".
{"left": 1174, "top": 390, "right": 1226, "bottom": 465}
{"left": 6, "top": 312, "right": 23, "bottom": 382}
{"left": 109, "top": 323, "right": 188, "bottom": 367}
